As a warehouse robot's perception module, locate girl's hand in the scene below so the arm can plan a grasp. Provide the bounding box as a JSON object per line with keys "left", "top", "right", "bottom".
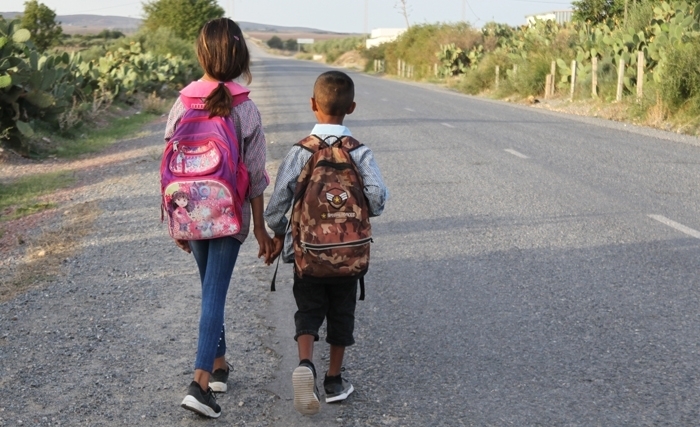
{"left": 175, "top": 239, "right": 191, "bottom": 253}
{"left": 270, "top": 235, "right": 284, "bottom": 261}
{"left": 254, "top": 227, "right": 274, "bottom": 265}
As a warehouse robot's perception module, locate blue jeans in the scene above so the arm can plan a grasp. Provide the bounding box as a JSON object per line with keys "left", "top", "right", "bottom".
{"left": 189, "top": 237, "right": 241, "bottom": 373}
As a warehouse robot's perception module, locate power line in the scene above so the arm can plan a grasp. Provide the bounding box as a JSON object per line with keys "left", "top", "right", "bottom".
{"left": 464, "top": 0, "right": 481, "bottom": 22}
{"left": 63, "top": 2, "right": 143, "bottom": 14}
{"left": 506, "top": 0, "right": 572, "bottom": 4}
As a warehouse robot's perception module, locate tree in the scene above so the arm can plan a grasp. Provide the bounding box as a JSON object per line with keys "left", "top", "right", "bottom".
{"left": 395, "top": 0, "right": 411, "bottom": 28}
{"left": 267, "top": 36, "right": 283, "bottom": 49}
{"left": 142, "top": 0, "right": 224, "bottom": 41}
{"left": 572, "top": 0, "right": 625, "bottom": 23}
{"left": 20, "top": 0, "right": 63, "bottom": 51}
{"left": 283, "top": 38, "right": 298, "bottom": 51}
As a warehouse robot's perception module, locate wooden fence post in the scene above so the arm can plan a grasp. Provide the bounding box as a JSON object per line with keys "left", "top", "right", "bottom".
{"left": 592, "top": 56, "right": 598, "bottom": 97}
{"left": 495, "top": 65, "right": 500, "bottom": 89}
{"left": 637, "top": 51, "right": 645, "bottom": 101}
{"left": 550, "top": 61, "right": 557, "bottom": 96}
{"left": 512, "top": 64, "right": 518, "bottom": 76}
{"left": 616, "top": 56, "right": 625, "bottom": 102}
{"left": 545, "top": 74, "right": 553, "bottom": 99}
{"left": 570, "top": 60, "right": 577, "bottom": 101}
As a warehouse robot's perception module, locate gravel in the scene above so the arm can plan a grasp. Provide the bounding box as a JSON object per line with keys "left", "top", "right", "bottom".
{"left": 0, "top": 120, "right": 280, "bottom": 426}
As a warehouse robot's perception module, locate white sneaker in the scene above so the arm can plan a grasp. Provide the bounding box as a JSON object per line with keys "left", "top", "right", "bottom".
{"left": 292, "top": 361, "right": 320, "bottom": 415}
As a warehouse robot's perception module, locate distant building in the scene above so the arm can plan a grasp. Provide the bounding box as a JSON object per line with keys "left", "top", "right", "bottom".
{"left": 525, "top": 10, "right": 573, "bottom": 26}
{"left": 366, "top": 28, "right": 406, "bottom": 49}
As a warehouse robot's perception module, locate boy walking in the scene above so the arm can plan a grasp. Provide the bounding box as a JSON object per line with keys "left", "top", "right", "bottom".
{"left": 265, "top": 71, "right": 388, "bottom": 415}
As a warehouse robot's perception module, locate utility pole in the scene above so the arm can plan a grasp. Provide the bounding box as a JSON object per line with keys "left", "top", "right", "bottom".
{"left": 364, "top": 0, "right": 369, "bottom": 34}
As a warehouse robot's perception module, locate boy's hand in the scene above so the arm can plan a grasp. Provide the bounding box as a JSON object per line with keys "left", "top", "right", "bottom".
{"left": 174, "top": 239, "right": 191, "bottom": 253}
{"left": 254, "top": 227, "right": 274, "bottom": 265}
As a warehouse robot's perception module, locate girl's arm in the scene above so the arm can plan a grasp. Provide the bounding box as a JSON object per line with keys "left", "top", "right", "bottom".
{"left": 240, "top": 103, "right": 270, "bottom": 200}
{"left": 239, "top": 102, "right": 273, "bottom": 263}
{"left": 164, "top": 98, "right": 186, "bottom": 141}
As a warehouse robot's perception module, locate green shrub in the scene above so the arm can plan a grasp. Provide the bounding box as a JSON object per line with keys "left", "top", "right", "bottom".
{"left": 310, "top": 36, "right": 367, "bottom": 63}
{"left": 283, "top": 38, "right": 298, "bottom": 51}
{"left": 657, "top": 37, "right": 700, "bottom": 113}
{"left": 458, "top": 51, "right": 512, "bottom": 94}
{"left": 140, "top": 27, "right": 196, "bottom": 62}
{"left": 384, "top": 23, "right": 482, "bottom": 78}
{"left": 508, "top": 54, "right": 552, "bottom": 96}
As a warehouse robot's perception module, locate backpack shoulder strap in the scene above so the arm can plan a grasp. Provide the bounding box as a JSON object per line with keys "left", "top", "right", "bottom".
{"left": 179, "top": 80, "right": 251, "bottom": 110}
{"left": 295, "top": 135, "right": 324, "bottom": 153}
{"left": 179, "top": 93, "right": 250, "bottom": 110}
{"left": 341, "top": 136, "right": 364, "bottom": 152}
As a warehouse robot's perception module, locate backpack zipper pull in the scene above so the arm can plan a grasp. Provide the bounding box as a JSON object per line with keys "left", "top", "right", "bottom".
{"left": 173, "top": 140, "right": 180, "bottom": 152}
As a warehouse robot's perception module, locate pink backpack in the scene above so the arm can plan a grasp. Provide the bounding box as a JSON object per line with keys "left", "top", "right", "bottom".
{"left": 160, "top": 81, "right": 250, "bottom": 240}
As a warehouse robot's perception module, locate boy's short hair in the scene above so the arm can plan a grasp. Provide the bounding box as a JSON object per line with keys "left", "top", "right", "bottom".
{"left": 313, "top": 71, "right": 355, "bottom": 116}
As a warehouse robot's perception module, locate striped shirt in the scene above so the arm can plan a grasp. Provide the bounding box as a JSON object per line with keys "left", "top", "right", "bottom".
{"left": 164, "top": 97, "right": 270, "bottom": 243}
{"left": 264, "top": 124, "right": 388, "bottom": 262}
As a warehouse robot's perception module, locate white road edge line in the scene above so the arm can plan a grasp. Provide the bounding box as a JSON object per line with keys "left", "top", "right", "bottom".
{"left": 504, "top": 149, "right": 529, "bottom": 159}
{"left": 648, "top": 215, "right": 700, "bottom": 239}
{"left": 441, "top": 122, "right": 455, "bottom": 128}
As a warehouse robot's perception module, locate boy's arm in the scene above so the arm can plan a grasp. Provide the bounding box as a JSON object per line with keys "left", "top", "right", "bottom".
{"left": 264, "top": 146, "right": 309, "bottom": 234}
{"left": 352, "top": 147, "right": 388, "bottom": 217}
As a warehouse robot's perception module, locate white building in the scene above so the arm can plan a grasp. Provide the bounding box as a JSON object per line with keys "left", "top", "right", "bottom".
{"left": 525, "top": 10, "right": 574, "bottom": 26}
{"left": 366, "top": 28, "right": 406, "bottom": 49}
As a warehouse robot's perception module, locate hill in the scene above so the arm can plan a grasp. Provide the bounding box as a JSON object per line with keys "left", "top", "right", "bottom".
{"left": 0, "top": 12, "right": 141, "bottom": 34}
{"left": 0, "top": 13, "right": 349, "bottom": 36}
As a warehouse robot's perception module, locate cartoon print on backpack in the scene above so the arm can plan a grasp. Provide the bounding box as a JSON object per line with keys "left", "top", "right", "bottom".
{"left": 171, "top": 191, "right": 194, "bottom": 232}
{"left": 164, "top": 181, "right": 240, "bottom": 240}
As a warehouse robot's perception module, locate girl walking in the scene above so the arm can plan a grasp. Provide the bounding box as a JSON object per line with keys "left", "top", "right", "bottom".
{"left": 163, "top": 18, "right": 273, "bottom": 418}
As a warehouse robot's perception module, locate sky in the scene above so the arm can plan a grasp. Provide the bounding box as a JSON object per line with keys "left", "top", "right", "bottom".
{"left": 1, "top": 0, "right": 575, "bottom": 33}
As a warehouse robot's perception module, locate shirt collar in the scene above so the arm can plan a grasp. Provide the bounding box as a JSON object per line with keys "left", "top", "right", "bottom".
{"left": 310, "top": 124, "right": 352, "bottom": 136}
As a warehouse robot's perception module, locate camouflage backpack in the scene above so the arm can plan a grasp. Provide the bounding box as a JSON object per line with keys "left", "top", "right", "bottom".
{"left": 291, "top": 134, "right": 372, "bottom": 296}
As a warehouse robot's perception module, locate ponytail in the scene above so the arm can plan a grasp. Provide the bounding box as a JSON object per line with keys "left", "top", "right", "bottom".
{"left": 196, "top": 18, "right": 251, "bottom": 118}
{"left": 205, "top": 82, "right": 233, "bottom": 118}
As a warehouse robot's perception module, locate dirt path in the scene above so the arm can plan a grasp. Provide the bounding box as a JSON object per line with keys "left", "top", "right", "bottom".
{"left": 0, "top": 119, "right": 282, "bottom": 426}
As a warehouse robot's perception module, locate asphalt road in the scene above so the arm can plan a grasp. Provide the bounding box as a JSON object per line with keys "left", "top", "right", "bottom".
{"left": 251, "top": 48, "right": 700, "bottom": 426}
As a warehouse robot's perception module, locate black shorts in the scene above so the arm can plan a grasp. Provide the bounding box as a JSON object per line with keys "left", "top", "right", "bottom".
{"left": 293, "top": 275, "right": 358, "bottom": 347}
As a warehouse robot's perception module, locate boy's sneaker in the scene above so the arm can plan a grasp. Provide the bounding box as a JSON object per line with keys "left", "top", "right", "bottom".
{"left": 292, "top": 359, "right": 320, "bottom": 415}
{"left": 324, "top": 372, "right": 354, "bottom": 403}
{"left": 181, "top": 381, "right": 221, "bottom": 418}
{"left": 209, "top": 366, "right": 230, "bottom": 393}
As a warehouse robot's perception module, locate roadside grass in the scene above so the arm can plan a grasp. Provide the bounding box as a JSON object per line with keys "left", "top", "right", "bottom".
{"left": 0, "top": 171, "right": 76, "bottom": 222}
{"left": 51, "top": 111, "right": 161, "bottom": 158}
{"left": 19, "top": 94, "right": 173, "bottom": 159}
{"left": 1, "top": 95, "right": 170, "bottom": 223}
{"left": 0, "top": 201, "right": 100, "bottom": 302}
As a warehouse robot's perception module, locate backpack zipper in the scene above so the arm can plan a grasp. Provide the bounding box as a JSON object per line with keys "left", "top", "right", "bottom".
{"left": 301, "top": 237, "right": 373, "bottom": 253}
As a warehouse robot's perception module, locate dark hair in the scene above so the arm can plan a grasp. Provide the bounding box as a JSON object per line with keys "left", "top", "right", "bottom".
{"left": 196, "top": 18, "right": 251, "bottom": 117}
{"left": 313, "top": 71, "right": 355, "bottom": 116}
{"left": 171, "top": 191, "right": 194, "bottom": 212}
